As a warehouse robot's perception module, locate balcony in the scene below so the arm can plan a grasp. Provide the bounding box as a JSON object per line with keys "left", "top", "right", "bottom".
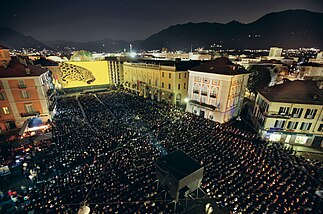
{"left": 262, "top": 112, "right": 290, "bottom": 119}
{"left": 201, "top": 92, "right": 207, "bottom": 96}
{"left": 189, "top": 100, "right": 216, "bottom": 110}
{"left": 20, "top": 111, "right": 40, "bottom": 117}
{"left": 18, "top": 84, "right": 27, "bottom": 89}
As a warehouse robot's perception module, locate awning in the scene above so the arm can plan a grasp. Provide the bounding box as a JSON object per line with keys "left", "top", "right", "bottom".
{"left": 19, "top": 120, "right": 28, "bottom": 135}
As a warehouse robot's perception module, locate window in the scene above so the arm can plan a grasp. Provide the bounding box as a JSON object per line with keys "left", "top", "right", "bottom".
{"left": 18, "top": 80, "right": 26, "bottom": 88}
{"left": 210, "top": 87, "right": 217, "bottom": 98}
{"left": 287, "top": 121, "right": 298, "bottom": 130}
{"left": 304, "top": 109, "right": 317, "bottom": 119}
{"left": 24, "top": 104, "right": 35, "bottom": 113}
{"left": 184, "top": 83, "right": 186, "bottom": 89}
{"left": 300, "top": 122, "right": 312, "bottom": 131}
{"left": 162, "top": 82, "right": 164, "bottom": 88}
{"left": 274, "top": 120, "right": 285, "bottom": 129}
{"left": 0, "top": 93, "right": 5, "bottom": 100}
{"left": 168, "top": 84, "right": 171, "bottom": 89}
{"left": 184, "top": 73, "right": 187, "bottom": 78}
{"left": 291, "top": 108, "right": 303, "bottom": 118}
{"left": 162, "top": 72, "right": 164, "bottom": 77}
{"left": 278, "top": 107, "right": 290, "bottom": 115}
{"left": 178, "top": 84, "right": 180, "bottom": 90}
{"left": 21, "top": 90, "right": 29, "bottom": 99}
{"left": 318, "top": 124, "right": 323, "bottom": 132}
{"left": 2, "top": 107, "right": 10, "bottom": 115}
{"left": 169, "top": 73, "right": 171, "bottom": 78}
{"left": 148, "top": 79, "right": 151, "bottom": 85}
{"left": 155, "top": 80, "right": 158, "bottom": 86}
{"left": 179, "top": 73, "right": 181, "bottom": 79}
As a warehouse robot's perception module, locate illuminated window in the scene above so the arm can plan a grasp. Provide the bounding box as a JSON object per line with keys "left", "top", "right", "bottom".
{"left": 300, "top": 122, "right": 312, "bottom": 131}
{"left": 318, "top": 124, "right": 323, "bottom": 132}
{"left": 304, "top": 109, "right": 317, "bottom": 119}
{"left": 21, "top": 90, "right": 29, "bottom": 99}
{"left": 2, "top": 107, "right": 10, "bottom": 115}
{"left": 291, "top": 108, "right": 303, "bottom": 118}
{"left": 287, "top": 121, "right": 298, "bottom": 129}
{"left": 18, "top": 79, "right": 26, "bottom": 88}
{"left": 278, "top": 107, "right": 290, "bottom": 115}
{"left": 274, "top": 120, "right": 285, "bottom": 129}
{"left": 24, "top": 104, "right": 35, "bottom": 113}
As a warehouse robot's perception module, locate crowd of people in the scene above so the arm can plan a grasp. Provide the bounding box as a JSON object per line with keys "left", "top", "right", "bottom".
{"left": 1, "top": 91, "right": 322, "bottom": 213}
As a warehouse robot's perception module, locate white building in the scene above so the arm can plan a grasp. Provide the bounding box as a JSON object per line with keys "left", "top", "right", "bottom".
{"left": 297, "top": 62, "right": 323, "bottom": 80}
{"left": 186, "top": 58, "right": 250, "bottom": 123}
{"left": 268, "top": 47, "right": 283, "bottom": 57}
{"left": 253, "top": 80, "right": 323, "bottom": 147}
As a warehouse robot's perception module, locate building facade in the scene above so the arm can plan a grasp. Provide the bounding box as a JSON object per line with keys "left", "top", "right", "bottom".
{"left": 123, "top": 61, "right": 199, "bottom": 105}
{"left": 106, "top": 56, "right": 125, "bottom": 86}
{"left": 253, "top": 80, "right": 323, "bottom": 147}
{"left": 0, "top": 56, "right": 53, "bottom": 133}
{"left": 186, "top": 58, "right": 250, "bottom": 123}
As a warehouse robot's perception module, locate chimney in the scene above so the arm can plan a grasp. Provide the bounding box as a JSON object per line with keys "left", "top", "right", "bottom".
{"left": 25, "top": 67, "right": 31, "bottom": 75}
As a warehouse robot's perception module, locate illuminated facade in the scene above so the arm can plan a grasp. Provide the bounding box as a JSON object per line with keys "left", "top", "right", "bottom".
{"left": 186, "top": 58, "right": 250, "bottom": 123}
{"left": 253, "top": 80, "right": 323, "bottom": 147}
{"left": 123, "top": 60, "right": 199, "bottom": 105}
{"left": 106, "top": 56, "right": 125, "bottom": 86}
{"left": 0, "top": 55, "right": 53, "bottom": 133}
{"left": 57, "top": 61, "right": 110, "bottom": 88}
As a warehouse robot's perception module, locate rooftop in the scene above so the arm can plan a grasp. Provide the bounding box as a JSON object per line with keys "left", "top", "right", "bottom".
{"left": 130, "top": 58, "right": 201, "bottom": 71}
{"left": 33, "top": 57, "right": 59, "bottom": 66}
{"left": 259, "top": 79, "right": 323, "bottom": 105}
{"left": 190, "top": 57, "right": 250, "bottom": 75}
{"left": 156, "top": 150, "right": 202, "bottom": 180}
{"left": 0, "top": 44, "right": 9, "bottom": 50}
{"left": 0, "top": 58, "right": 48, "bottom": 78}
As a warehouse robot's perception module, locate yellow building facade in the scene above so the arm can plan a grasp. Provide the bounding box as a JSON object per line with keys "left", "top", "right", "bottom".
{"left": 123, "top": 62, "right": 189, "bottom": 105}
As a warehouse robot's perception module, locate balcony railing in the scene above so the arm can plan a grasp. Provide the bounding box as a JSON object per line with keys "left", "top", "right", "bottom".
{"left": 201, "top": 92, "right": 207, "bottom": 96}
{"left": 262, "top": 112, "right": 290, "bottom": 119}
{"left": 189, "top": 100, "right": 216, "bottom": 110}
{"left": 20, "top": 111, "right": 40, "bottom": 117}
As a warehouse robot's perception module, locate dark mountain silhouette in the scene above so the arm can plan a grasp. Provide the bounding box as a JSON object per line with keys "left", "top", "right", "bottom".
{"left": 0, "top": 27, "right": 52, "bottom": 50}
{"left": 141, "top": 10, "right": 323, "bottom": 50}
{"left": 1, "top": 10, "right": 322, "bottom": 51}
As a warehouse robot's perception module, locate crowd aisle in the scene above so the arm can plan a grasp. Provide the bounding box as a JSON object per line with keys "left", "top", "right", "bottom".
{"left": 1, "top": 91, "right": 322, "bottom": 213}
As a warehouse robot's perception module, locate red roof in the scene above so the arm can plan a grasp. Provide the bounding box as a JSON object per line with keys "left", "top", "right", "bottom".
{"left": 0, "top": 58, "right": 48, "bottom": 78}
{"left": 0, "top": 44, "right": 9, "bottom": 49}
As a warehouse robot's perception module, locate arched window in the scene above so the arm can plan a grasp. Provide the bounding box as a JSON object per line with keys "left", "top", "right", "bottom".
{"left": 193, "top": 83, "right": 200, "bottom": 94}
{"left": 210, "top": 87, "right": 217, "bottom": 98}
{"left": 201, "top": 85, "right": 208, "bottom": 96}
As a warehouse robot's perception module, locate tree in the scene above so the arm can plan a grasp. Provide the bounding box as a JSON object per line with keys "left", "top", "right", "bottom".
{"left": 70, "top": 50, "right": 93, "bottom": 61}
{"left": 247, "top": 65, "right": 272, "bottom": 94}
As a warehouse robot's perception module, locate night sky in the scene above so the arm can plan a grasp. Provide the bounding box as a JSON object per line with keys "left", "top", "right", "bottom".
{"left": 1, "top": 0, "right": 322, "bottom": 42}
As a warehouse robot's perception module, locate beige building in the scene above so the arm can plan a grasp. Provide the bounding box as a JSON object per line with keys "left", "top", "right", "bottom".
{"left": 253, "top": 80, "right": 323, "bottom": 147}
{"left": 186, "top": 58, "right": 250, "bottom": 123}
{"left": 0, "top": 55, "right": 53, "bottom": 133}
{"left": 106, "top": 56, "right": 126, "bottom": 86}
{"left": 123, "top": 60, "right": 200, "bottom": 105}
